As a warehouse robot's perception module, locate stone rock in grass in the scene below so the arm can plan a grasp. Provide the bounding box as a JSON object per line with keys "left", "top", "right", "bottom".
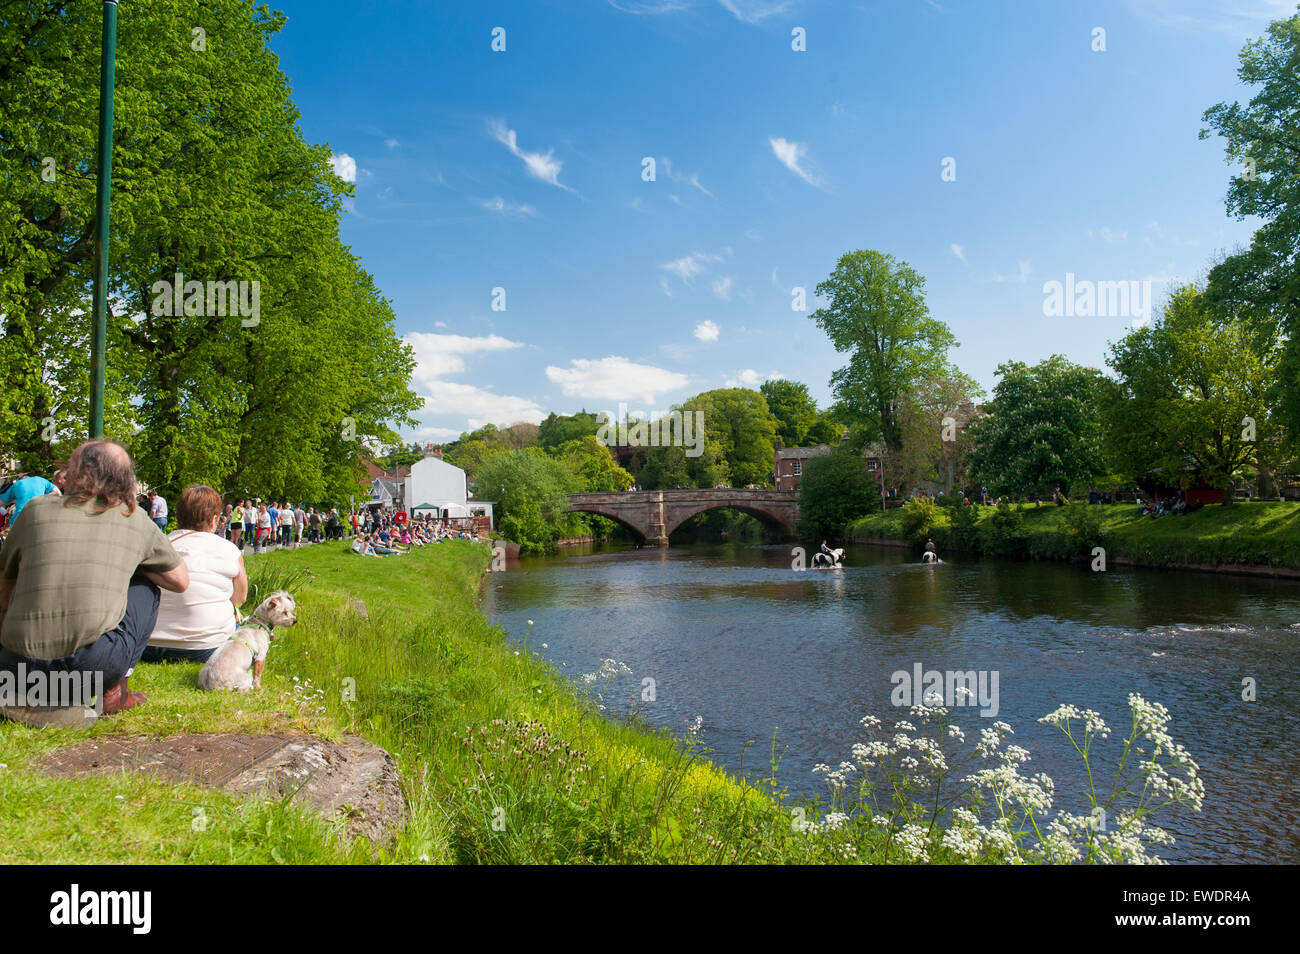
{"left": 39, "top": 732, "right": 405, "bottom": 845}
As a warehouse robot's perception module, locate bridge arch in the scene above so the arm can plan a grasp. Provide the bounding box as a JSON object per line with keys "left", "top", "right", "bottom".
{"left": 564, "top": 489, "right": 800, "bottom": 547}
{"left": 564, "top": 505, "right": 648, "bottom": 542}
{"left": 662, "top": 503, "right": 796, "bottom": 538}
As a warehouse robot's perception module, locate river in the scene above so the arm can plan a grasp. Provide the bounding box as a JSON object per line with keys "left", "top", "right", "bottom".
{"left": 482, "top": 542, "right": 1300, "bottom": 863}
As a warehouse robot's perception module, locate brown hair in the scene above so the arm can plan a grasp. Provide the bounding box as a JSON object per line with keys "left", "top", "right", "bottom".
{"left": 61, "top": 440, "right": 137, "bottom": 515}
{"left": 177, "top": 484, "right": 222, "bottom": 530}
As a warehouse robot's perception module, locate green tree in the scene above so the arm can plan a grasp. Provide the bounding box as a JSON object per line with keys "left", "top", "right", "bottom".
{"left": 1105, "top": 285, "right": 1283, "bottom": 503}
{"left": 538, "top": 410, "right": 601, "bottom": 451}
{"left": 471, "top": 448, "right": 581, "bottom": 553}
{"left": 966, "top": 356, "right": 1111, "bottom": 498}
{"left": 811, "top": 250, "right": 961, "bottom": 453}
{"left": 760, "top": 379, "right": 820, "bottom": 447}
{"left": 1200, "top": 10, "right": 1300, "bottom": 428}
{"left": 552, "top": 435, "right": 633, "bottom": 492}
{"left": 797, "top": 444, "right": 880, "bottom": 539}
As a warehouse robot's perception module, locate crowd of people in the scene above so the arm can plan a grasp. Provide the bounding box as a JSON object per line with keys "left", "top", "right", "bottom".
{"left": 0, "top": 441, "right": 489, "bottom": 727}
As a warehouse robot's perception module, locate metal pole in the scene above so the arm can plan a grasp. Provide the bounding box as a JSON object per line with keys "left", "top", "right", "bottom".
{"left": 89, "top": 1, "right": 120, "bottom": 439}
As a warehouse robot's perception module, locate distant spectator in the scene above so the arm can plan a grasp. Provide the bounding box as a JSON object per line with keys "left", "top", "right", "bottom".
{"left": 1, "top": 474, "right": 61, "bottom": 526}
{"left": 148, "top": 490, "right": 169, "bottom": 531}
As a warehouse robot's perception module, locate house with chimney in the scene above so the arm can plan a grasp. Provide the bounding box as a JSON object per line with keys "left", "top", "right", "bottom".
{"left": 402, "top": 443, "right": 494, "bottom": 529}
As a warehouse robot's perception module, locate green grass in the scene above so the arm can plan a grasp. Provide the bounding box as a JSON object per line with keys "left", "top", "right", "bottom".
{"left": 1, "top": 540, "right": 932, "bottom": 864}
{"left": 849, "top": 499, "right": 1300, "bottom": 569}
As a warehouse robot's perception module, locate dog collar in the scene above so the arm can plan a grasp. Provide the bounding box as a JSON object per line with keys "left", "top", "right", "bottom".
{"left": 242, "top": 618, "right": 273, "bottom": 636}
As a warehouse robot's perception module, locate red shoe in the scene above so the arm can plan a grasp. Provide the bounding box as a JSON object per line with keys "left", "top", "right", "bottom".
{"left": 100, "top": 677, "right": 147, "bottom": 715}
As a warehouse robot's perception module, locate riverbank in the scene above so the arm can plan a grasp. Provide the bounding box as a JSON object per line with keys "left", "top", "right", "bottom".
{"left": 1, "top": 542, "right": 925, "bottom": 864}
{"left": 848, "top": 500, "right": 1300, "bottom": 575}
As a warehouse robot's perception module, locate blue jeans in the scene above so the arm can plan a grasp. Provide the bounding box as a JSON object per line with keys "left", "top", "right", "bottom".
{"left": 140, "top": 645, "right": 217, "bottom": 663}
{"left": 153, "top": 517, "right": 167, "bottom": 531}
{"left": 0, "top": 575, "right": 160, "bottom": 695}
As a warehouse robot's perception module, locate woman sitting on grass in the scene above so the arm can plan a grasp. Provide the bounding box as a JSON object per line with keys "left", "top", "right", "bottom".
{"left": 351, "top": 533, "right": 383, "bottom": 557}
{"left": 143, "top": 484, "right": 248, "bottom": 663}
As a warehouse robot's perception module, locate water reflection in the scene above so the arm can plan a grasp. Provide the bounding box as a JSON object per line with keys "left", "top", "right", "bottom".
{"left": 483, "top": 542, "right": 1300, "bottom": 863}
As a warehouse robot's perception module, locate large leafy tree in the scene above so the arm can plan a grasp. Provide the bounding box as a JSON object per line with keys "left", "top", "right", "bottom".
{"left": 1106, "top": 285, "right": 1283, "bottom": 502}
{"left": 552, "top": 435, "right": 633, "bottom": 492}
{"left": 966, "top": 356, "right": 1112, "bottom": 498}
{"left": 810, "top": 250, "right": 961, "bottom": 453}
{"left": 538, "top": 410, "right": 600, "bottom": 451}
{"left": 1200, "top": 10, "right": 1300, "bottom": 427}
{"left": 471, "top": 448, "right": 581, "bottom": 553}
{"left": 760, "top": 379, "right": 820, "bottom": 447}
{"left": 0, "top": 0, "right": 418, "bottom": 500}
{"left": 886, "top": 373, "right": 983, "bottom": 494}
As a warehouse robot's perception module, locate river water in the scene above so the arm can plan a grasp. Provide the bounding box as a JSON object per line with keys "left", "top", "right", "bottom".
{"left": 482, "top": 542, "right": 1300, "bottom": 863}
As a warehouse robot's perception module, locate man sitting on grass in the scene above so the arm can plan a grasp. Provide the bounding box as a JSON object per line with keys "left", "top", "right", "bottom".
{"left": 0, "top": 441, "right": 189, "bottom": 726}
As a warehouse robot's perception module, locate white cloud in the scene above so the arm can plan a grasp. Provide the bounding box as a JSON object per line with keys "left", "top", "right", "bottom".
{"left": 479, "top": 196, "right": 538, "bottom": 217}
{"left": 384, "top": 138, "right": 400, "bottom": 149}
{"left": 719, "top": 0, "right": 794, "bottom": 24}
{"left": 744, "top": 227, "right": 761, "bottom": 241}
{"left": 659, "top": 276, "right": 675, "bottom": 297}
{"left": 330, "top": 153, "right": 357, "bottom": 183}
{"left": 402, "top": 332, "right": 541, "bottom": 431}
{"left": 725, "top": 368, "right": 783, "bottom": 388}
{"left": 950, "top": 243, "right": 966, "bottom": 263}
{"left": 659, "top": 251, "right": 723, "bottom": 285}
{"left": 411, "top": 424, "right": 463, "bottom": 441}
{"left": 1088, "top": 226, "right": 1128, "bottom": 242}
{"left": 546, "top": 356, "right": 689, "bottom": 405}
{"left": 694, "top": 320, "right": 721, "bottom": 342}
{"left": 419, "top": 380, "right": 544, "bottom": 430}
{"left": 489, "top": 120, "right": 573, "bottom": 192}
{"left": 406, "top": 332, "right": 525, "bottom": 387}
{"left": 711, "top": 276, "right": 734, "bottom": 300}
{"left": 663, "top": 157, "right": 715, "bottom": 198}
{"left": 769, "top": 137, "right": 821, "bottom": 186}
{"left": 993, "top": 259, "right": 1032, "bottom": 283}
{"left": 608, "top": 0, "right": 693, "bottom": 12}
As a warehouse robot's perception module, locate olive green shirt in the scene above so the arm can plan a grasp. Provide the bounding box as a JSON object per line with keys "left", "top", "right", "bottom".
{"left": 0, "top": 495, "right": 181, "bottom": 659}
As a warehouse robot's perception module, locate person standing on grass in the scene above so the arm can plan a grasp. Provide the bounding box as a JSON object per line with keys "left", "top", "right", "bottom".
{"left": 255, "top": 502, "right": 272, "bottom": 550}
{"left": 144, "top": 484, "right": 247, "bottom": 664}
{"left": 0, "top": 440, "right": 189, "bottom": 726}
{"left": 279, "top": 503, "right": 294, "bottom": 547}
{"left": 0, "top": 473, "right": 61, "bottom": 527}
{"left": 147, "top": 490, "right": 168, "bottom": 531}
{"left": 230, "top": 500, "right": 244, "bottom": 548}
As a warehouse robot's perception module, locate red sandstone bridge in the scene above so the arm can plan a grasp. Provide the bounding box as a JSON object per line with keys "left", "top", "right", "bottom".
{"left": 565, "top": 488, "right": 799, "bottom": 546}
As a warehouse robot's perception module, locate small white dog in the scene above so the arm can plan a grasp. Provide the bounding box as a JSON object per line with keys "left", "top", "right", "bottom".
{"left": 198, "top": 591, "right": 298, "bottom": 692}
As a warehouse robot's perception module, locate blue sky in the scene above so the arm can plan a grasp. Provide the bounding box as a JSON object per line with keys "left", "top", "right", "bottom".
{"left": 267, "top": 0, "right": 1293, "bottom": 442}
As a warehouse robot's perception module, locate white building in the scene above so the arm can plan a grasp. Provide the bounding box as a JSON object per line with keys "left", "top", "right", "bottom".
{"left": 403, "top": 447, "right": 494, "bottom": 527}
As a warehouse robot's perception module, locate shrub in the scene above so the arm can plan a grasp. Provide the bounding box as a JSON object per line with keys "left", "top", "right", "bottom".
{"left": 899, "top": 497, "right": 937, "bottom": 545}
{"left": 983, "top": 500, "right": 1027, "bottom": 556}
{"left": 1060, "top": 502, "right": 1105, "bottom": 559}
{"left": 950, "top": 501, "right": 982, "bottom": 550}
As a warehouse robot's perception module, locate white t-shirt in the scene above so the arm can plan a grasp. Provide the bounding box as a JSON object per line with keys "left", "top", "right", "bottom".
{"left": 149, "top": 529, "right": 243, "bottom": 650}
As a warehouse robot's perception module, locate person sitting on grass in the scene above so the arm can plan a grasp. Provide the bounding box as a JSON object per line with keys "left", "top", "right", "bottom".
{"left": 0, "top": 440, "right": 189, "bottom": 725}
{"left": 351, "top": 533, "right": 383, "bottom": 557}
{"left": 370, "top": 531, "right": 405, "bottom": 555}
{"left": 142, "top": 484, "right": 248, "bottom": 664}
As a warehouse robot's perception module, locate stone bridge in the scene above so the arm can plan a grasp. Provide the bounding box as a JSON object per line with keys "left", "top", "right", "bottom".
{"left": 565, "top": 488, "right": 800, "bottom": 546}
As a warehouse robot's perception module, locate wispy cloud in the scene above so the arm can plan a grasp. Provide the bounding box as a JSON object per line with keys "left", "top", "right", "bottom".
{"left": 1125, "top": 0, "right": 1293, "bottom": 33}
{"left": 478, "top": 196, "right": 538, "bottom": 218}
{"left": 711, "top": 276, "right": 734, "bottom": 301}
{"left": 719, "top": 0, "right": 795, "bottom": 24}
{"left": 546, "top": 356, "right": 689, "bottom": 405}
{"left": 607, "top": 0, "right": 694, "bottom": 13}
{"left": 725, "top": 368, "right": 783, "bottom": 387}
{"left": 489, "top": 119, "right": 575, "bottom": 192}
{"left": 950, "top": 243, "right": 966, "bottom": 263}
{"left": 694, "top": 320, "right": 721, "bottom": 341}
{"left": 1088, "top": 226, "right": 1128, "bottom": 242}
{"left": 405, "top": 332, "right": 541, "bottom": 430}
{"left": 663, "top": 157, "right": 715, "bottom": 198}
{"left": 993, "top": 259, "right": 1032, "bottom": 283}
{"left": 660, "top": 251, "right": 724, "bottom": 285}
{"left": 384, "top": 138, "right": 400, "bottom": 149}
{"left": 769, "top": 137, "right": 822, "bottom": 187}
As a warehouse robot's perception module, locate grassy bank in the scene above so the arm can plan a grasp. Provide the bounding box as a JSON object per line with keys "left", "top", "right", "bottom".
{"left": 0, "top": 542, "right": 884, "bottom": 863}
{"left": 849, "top": 500, "right": 1300, "bottom": 571}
